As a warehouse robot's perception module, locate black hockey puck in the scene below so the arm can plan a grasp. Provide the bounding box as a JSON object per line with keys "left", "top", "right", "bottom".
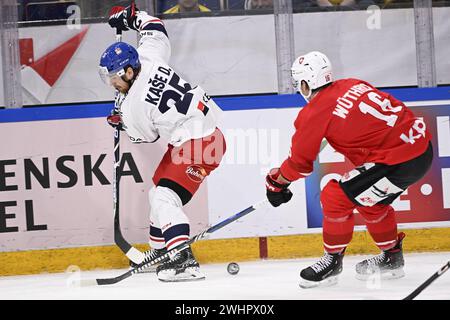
{"left": 227, "top": 262, "right": 240, "bottom": 275}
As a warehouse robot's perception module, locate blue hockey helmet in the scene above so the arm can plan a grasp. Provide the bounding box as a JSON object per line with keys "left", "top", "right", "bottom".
{"left": 99, "top": 41, "right": 141, "bottom": 85}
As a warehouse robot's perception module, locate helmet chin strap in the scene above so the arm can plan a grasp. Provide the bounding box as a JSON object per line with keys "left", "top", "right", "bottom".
{"left": 120, "top": 67, "right": 140, "bottom": 89}
{"left": 300, "top": 91, "right": 312, "bottom": 102}
{"left": 122, "top": 76, "right": 133, "bottom": 87}
{"left": 294, "top": 78, "right": 323, "bottom": 102}
{"left": 299, "top": 83, "right": 312, "bottom": 102}
{"left": 302, "top": 83, "right": 330, "bottom": 102}
{"left": 121, "top": 73, "right": 135, "bottom": 86}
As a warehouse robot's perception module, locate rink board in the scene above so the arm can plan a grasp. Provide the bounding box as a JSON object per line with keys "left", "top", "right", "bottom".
{"left": 1, "top": 228, "right": 450, "bottom": 276}
{"left": 1, "top": 88, "right": 450, "bottom": 275}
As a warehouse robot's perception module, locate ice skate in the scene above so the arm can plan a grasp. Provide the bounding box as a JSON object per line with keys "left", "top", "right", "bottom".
{"left": 355, "top": 232, "right": 405, "bottom": 280}
{"left": 156, "top": 246, "right": 205, "bottom": 282}
{"left": 129, "top": 247, "right": 167, "bottom": 273}
{"left": 299, "top": 250, "right": 344, "bottom": 289}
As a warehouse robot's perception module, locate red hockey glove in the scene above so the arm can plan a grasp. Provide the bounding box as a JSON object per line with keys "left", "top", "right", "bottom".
{"left": 107, "top": 108, "right": 124, "bottom": 131}
{"left": 265, "top": 168, "right": 293, "bottom": 207}
{"left": 108, "top": 3, "right": 138, "bottom": 32}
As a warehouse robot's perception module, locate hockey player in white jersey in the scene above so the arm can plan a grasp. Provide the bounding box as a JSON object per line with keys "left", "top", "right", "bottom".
{"left": 99, "top": 3, "right": 226, "bottom": 282}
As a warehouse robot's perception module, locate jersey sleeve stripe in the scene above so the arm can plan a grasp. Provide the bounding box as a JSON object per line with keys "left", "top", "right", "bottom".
{"left": 141, "top": 18, "right": 164, "bottom": 28}
{"left": 140, "top": 22, "right": 168, "bottom": 37}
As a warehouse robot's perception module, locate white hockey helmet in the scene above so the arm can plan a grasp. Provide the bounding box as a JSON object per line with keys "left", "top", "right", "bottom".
{"left": 291, "top": 51, "right": 333, "bottom": 100}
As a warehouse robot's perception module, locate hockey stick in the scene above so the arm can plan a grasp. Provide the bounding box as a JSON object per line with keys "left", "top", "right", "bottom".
{"left": 76, "top": 199, "right": 269, "bottom": 286}
{"left": 112, "top": 28, "right": 146, "bottom": 265}
{"left": 402, "top": 261, "right": 450, "bottom": 300}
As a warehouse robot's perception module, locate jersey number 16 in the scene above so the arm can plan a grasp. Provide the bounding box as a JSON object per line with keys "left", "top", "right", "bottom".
{"left": 358, "top": 92, "right": 403, "bottom": 127}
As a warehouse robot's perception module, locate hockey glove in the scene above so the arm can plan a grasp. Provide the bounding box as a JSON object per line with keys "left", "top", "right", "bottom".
{"left": 107, "top": 108, "right": 124, "bottom": 131}
{"left": 108, "top": 3, "right": 138, "bottom": 32}
{"left": 265, "top": 168, "right": 293, "bottom": 207}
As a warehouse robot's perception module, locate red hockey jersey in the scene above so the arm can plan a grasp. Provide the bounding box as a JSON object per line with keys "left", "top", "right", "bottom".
{"left": 280, "top": 78, "right": 431, "bottom": 182}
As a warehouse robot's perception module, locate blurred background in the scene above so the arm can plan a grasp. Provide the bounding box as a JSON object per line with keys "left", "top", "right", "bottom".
{"left": 13, "top": 0, "right": 450, "bottom": 21}
{"left": 0, "top": 0, "right": 449, "bottom": 107}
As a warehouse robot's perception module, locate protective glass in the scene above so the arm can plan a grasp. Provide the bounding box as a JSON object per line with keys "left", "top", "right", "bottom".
{"left": 98, "top": 66, "right": 125, "bottom": 86}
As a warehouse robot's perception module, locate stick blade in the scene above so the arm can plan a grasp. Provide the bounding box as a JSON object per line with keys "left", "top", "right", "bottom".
{"left": 69, "top": 278, "right": 99, "bottom": 287}
{"left": 70, "top": 277, "right": 122, "bottom": 287}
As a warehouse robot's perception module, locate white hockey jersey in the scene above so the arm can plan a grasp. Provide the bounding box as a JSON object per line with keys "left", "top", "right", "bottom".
{"left": 117, "top": 12, "right": 222, "bottom": 146}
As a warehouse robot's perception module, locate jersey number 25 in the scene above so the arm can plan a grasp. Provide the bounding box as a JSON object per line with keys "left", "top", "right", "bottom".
{"left": 159, "top": 73, "right": 194, "bottom": 115}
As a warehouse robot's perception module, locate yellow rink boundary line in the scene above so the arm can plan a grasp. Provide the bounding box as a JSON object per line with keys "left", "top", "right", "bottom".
{"left": 1, "top": 228, "right": 449, "bottom": 276}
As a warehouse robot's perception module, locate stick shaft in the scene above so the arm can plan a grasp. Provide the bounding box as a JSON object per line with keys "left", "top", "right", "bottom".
{"left": 403, "top": 261, "right": 450, "bottom": 300}
{"left": 111, "top": 28, "right": 145, "bottom": 264}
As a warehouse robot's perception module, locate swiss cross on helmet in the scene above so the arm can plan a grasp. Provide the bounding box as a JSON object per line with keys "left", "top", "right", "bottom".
{"left": 98, "top": 41, "right": 141, "bottom": 85}
{"left": 291, "top": 51, "right": 332, "bottom": 100}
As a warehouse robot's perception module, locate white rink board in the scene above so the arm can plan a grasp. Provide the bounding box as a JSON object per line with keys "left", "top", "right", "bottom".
{"left": 0, "top": 117, "right": 210, "bottom": 251}
{"left": 2, "top": 104, "right": 449, "bottom": 252}
{"left": 0, "top": 108, "right": 312, "bottom": 251}
{"left": 207, "top": 108, "right": 310, "bottom": 239}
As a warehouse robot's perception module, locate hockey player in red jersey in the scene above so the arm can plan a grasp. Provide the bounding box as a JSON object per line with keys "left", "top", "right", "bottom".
{"left": 265, "top": 51, "right": 433, "bottom": 288}
{"left": 99, "top": 4, "right": 226, "bottom": 282}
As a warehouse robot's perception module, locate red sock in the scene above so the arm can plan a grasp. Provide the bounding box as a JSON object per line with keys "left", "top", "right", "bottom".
{"left": 358, "top": 205, "right": 398, "bottom": 251}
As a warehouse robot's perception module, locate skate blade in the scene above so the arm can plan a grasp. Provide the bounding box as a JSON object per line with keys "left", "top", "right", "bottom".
{"left": 130, "top": 265, "right": 157, "bottom": 274}
{"left": 299, "top": 275, "right": 339, "bottom": 289}
{"left": 158, "top": 268, "right": 206, "bottom": 282}
{"left": 158, "top": 275, "right": 206, "bottom": 282}
{"left": 355, "top": 268, "right": 405, "bottom": 281}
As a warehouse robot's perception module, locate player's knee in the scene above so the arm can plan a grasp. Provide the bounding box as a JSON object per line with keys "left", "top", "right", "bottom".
{"left": 321, "top": 179, "right": 355, "bottom": 217}
{"left": 321, "top": 179, "right": 338, "bottom": 199}
{"left": 150, "top": 186, "right": 190, "bottom": 231}
{"left": 357, "top": 205, "right": 393, "bottom": 224}
{"left": 320, "top": 179, "right": 342, "bottom": 208}
{"left": 149, "top": 186, "right": 183, "bottom": 213}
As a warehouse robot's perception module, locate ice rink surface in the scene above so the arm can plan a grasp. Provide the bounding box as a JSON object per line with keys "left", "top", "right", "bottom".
{"left": 1, "top": 252, "right": 448, "bottom": 300}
